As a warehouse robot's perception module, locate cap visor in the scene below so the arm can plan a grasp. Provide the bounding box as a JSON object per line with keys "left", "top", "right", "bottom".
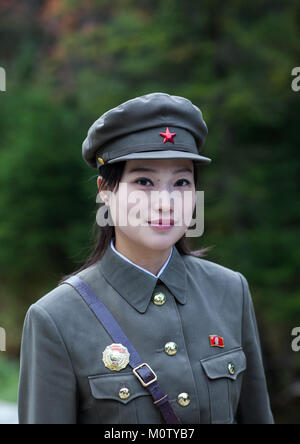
{"left": 107, "top": 150, "right": 212, "bottom": 164}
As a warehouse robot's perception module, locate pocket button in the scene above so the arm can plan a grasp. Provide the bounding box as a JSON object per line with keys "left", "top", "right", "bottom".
{"left": 227, "top": 363, "right": 235, "bottom": 375}
{"left": 119, "top": 387, "right": 131, "bottom": 400}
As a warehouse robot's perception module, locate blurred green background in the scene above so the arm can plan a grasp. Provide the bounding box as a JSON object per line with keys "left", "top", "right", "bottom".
{"left": 0, "top": 0, "right": 299, "bottom": 423}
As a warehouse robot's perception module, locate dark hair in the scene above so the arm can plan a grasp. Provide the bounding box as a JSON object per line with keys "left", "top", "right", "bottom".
{"left": 58, "top": 160, "right": 213, "bottom": 285}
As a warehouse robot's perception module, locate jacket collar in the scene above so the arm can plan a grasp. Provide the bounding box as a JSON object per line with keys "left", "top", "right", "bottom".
{"left": 97, "top": 240, "right": 187, "bottom": 313}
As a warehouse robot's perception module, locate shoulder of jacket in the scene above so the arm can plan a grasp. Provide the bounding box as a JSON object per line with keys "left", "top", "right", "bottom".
{"left": 182, "top": 253, "right": 239, "bottom": 278}
{"left": 30, "top": 262, "right": 101, "bottom": 320}
{"left": 182, "top": 254, "right": 245, "bottom": 294}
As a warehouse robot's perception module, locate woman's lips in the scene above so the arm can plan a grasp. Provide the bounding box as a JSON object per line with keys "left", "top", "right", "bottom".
{"left": 148, "top": 218, "right": 175, "bottom": 229}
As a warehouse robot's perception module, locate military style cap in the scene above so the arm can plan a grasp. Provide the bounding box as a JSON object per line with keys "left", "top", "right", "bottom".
{"left": 82, "top": 92, "right": 212, "bottom": 169}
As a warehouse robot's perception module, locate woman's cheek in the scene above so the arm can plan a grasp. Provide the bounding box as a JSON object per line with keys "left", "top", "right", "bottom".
{"left": 109, "top": 190, "right": 147, "bottom": 228}
{"left": 181, "top": 189, "right": 196, "bottom": 229}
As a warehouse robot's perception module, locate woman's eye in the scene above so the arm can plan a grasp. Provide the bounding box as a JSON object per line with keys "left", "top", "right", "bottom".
{"left": 176, "top": 179, "right": 191, "bottom": 186}
{"left": 134, "top": 178, "right": 153, "bottom": 186}
{"left": 134, "top": 178, "right": 191, "bottom": 187}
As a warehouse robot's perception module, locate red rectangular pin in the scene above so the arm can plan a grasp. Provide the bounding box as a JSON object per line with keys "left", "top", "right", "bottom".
{"left": 209, "top": 335, "right": 224, "bottom": 347}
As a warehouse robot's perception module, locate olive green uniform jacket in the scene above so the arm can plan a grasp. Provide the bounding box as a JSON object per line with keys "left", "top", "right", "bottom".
{"left": 18, "top": 243, "right": 274, "bottom": 424}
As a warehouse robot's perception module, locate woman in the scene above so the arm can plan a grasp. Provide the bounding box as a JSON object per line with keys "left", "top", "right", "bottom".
{"left": 18, "top": 92, "right": 274, "bottom": 424}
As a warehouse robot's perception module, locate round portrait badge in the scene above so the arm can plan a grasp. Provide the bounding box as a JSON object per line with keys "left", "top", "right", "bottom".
{"left": 102, "top": 343, "right": 130, "bottom": 371}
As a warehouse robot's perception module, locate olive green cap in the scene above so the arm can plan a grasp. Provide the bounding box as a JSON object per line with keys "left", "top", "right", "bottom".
{"left": 82, "top": 92, "right": 212, "bottom": 169}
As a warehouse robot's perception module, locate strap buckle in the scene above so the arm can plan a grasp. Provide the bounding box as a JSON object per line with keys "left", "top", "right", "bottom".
{"left": 133, "top": 362, "right": 158, "bottom": 387}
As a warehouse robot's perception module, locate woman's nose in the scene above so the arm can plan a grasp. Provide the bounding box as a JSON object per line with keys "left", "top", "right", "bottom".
{"left": 151, "top": 190, "right": 174, "bottom": 213}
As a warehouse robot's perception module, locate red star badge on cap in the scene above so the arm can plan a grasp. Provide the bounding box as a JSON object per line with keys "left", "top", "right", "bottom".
{"left": 160, "top": 127, "right": 176, "bottom": 144}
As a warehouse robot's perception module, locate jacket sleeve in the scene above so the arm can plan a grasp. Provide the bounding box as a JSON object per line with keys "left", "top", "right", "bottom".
{"left": 18, "top": 303, "right": 78, "bottom": 424}
{"left": 235, "top": 272, "right": 274, "bottom": 424}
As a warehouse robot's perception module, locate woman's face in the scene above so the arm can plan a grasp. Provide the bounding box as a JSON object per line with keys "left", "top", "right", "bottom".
{"left": 99, "top": 158, "right": 196, "bottom": 252}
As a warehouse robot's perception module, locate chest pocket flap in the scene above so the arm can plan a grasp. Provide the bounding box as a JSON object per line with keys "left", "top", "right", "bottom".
{"left": 200, "top": 347, "right": 246, "bottom": 381}
{"left": 88, "top": 372, "right": 150, "bottom": 405}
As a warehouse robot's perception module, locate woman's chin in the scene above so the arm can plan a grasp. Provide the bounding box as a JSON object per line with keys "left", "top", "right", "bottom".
{"left": 134, "top": 226, "right": 186, "bottom": 250}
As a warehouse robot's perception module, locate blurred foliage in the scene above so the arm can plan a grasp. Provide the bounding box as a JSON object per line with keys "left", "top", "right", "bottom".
{"left": 0, "top": 0, "right": 300, "bottom": 423}
{"left": 0, "top": 355, "right": 19, "bottom": 403}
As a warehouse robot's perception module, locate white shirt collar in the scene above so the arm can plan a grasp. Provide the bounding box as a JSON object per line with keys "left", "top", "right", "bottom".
{"left": 110, "top": 238, "right": 173, "bottom": 278}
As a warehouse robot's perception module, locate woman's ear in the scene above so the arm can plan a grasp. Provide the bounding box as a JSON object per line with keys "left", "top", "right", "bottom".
{"left": 97, "top": 176, "right": 109, "bottom": 205}
{"left": 97, "top": 176, "right": 103, "bottom": 191}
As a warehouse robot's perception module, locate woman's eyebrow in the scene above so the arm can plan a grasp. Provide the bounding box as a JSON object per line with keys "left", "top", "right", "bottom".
{"left": 128, "top": 167, "right": 193, "bottom": 174}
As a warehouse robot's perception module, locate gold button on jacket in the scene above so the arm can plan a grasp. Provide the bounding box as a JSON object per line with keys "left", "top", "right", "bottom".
{"left": 152, "top": 292, "right": 167, "bottom": 306}
{"left": 177, "top": 392, "right": 190, "bottom": 407}
{"left": 18, "top": 243, "right": 274, "bottom": 424}
{"left": 228, "top": 363, "right": 235, "bottom": 375}
{"left": 164, "top": 342, "right": 178, "bottom": 356}
{"left": 119, "top": 387, "right": 131, "bottom": 400}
